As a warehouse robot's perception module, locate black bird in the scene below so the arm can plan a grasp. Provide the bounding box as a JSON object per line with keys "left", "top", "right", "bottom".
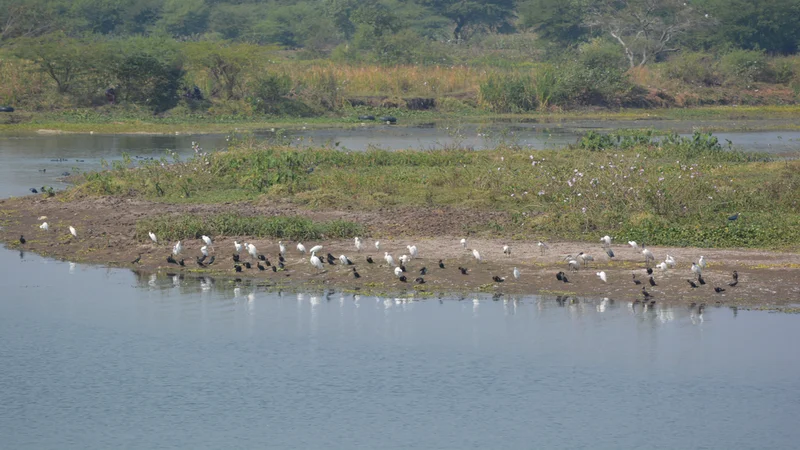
{"left": 632, "top": 273, "right": 642, "bottom": 285}
{"left": 698, "top": 275, "right": 706, "bottom": 285}
{"left": 343, "top": 256, "right": 354, "bottom": 265}
{"left": 271, "top": 266, "right": 277, "bottom": 272}
{"left": 235, "top": 265, "right": 242, "bottom": 272}
{"left": 352, "top": 268, "right": 360, "bottom": 278}
{"left": 243, "top": 262, "right": 251, "bottom": 269}
{"left": 438, "top": 260, "right": 445, "bottom": 269}
{"left": 728, "top": 212, "right": 740, "bottom": 221}
{"left": 732, "top": 270, "right": 739, "bottom": 282}
{"left": 326, "top": 253, "right": 336, "bottom": 265}
{"left": 729, "top": 280, "right": 738, "bottom": 287}
{"left": 264, "top": 258, "right": 271, "bottom": 266}
{"left": 687, "top": 279, "right": 698, "bottom": 288}
{"left": 257, "top": 262, "right": 265, "bottom": 271}
{"left": 278, "top": 255, "right": 285, "bottom": 263}
{"left": 646, "top": 267, "right": 653, "bottom": 275}
{"left": 367, "top": 256, "right": 374, "bottom": 264}
{"left": 415, "top": 277, "right": 425, "bottom": 284}
{"left": 232, "top": 254, "right": 240, "bottom": 263}
{"left": 258, "top": 254, "right": 266, "bottom": 261}
{"left": 459, "top": 267, "right": 468, "bottom": 275}
{"left": 557, "top": 271, "right": 563, "bottom": 281}
{"left": 400, "top": 264, "right": 406, "bottom": 273}
{"left": 642, "top": 287, "right": 652, "bottom": 300}
{"left": 399, "top": 275, "right": 407, "bottom": 282}
{"left": 714, "top": 286, "right": 725, "bottom": 293}
{"left": 131, "top": 254, "right": 142, "bottom": 264}
{"left": 649, "top": 276, "right": 657, "bottom": 287}
{"left": 606, "top": 248, "right": 615, "bottom": 258}
{"left": 207, "top": 255, "right": 215, "bottom": 265}
{"left": 29, "top": 188, "right": 38, "bottom": 193}
{"left": 19, "top": 235, "right": 26, "bottom": 244}
{"left": 167, "top": 255, "right": 177, "bottom": 264}
{"left": 196, "top": 257, "right": 206, "bottom": 268}
{"left": 419, "top": 267, "right": 427, "bottom": 276}
{"left": 278, "top": 261, "right": 285, "bottom": 270}
{"left": 492, "top": 276, "right": 505, "bottom": 283}
{"left": 198, "top": 254, "right": 207, "bottom": 264}
{"left": 179, "top": 259, "right": 185, "bottom": 267}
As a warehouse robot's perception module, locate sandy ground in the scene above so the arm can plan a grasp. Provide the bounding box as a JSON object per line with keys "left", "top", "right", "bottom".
{"left": 2, "top": 195, "right": 800, "bottom": 308}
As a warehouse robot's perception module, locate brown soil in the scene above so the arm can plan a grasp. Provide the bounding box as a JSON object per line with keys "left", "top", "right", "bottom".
{"left": 2, "top": 195, "right": 800, "bottom": 308}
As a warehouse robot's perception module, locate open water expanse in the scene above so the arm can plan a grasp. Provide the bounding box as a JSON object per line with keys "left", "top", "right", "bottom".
{"left": 2, "top": 122, "right": 800, "bottom": 448}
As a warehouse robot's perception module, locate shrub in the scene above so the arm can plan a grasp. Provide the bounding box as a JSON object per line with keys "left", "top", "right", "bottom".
{"left": 664, "top": 52, "right": 721, "bottom": 86}
{"left": 720, "top": 49, "right": 773, "bottom": 85}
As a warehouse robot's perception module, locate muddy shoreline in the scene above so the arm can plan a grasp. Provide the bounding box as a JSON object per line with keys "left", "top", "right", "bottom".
{"left": 2, "top": 195, "right": 800, "bottom": 308}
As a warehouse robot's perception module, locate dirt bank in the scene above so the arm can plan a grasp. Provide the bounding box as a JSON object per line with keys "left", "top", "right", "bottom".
{"left": 2, "top": 195, "right": 799, "bottom": 308}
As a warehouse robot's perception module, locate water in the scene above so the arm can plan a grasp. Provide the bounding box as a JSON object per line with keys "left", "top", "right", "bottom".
{"left": 1, "top": 247, "right": 800, "bottom": 450}
{"left": 2, "top": 122, "right": 799, "bottom": 198}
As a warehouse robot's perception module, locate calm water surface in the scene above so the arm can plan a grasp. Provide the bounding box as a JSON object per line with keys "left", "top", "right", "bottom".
{"left": 1, "top": 247, "right": 799, "bottom": 449}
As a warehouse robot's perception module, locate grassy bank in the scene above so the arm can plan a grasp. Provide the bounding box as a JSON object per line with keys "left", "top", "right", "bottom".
{"left": 67, "top": 129, "right": 800, "bottom": 249}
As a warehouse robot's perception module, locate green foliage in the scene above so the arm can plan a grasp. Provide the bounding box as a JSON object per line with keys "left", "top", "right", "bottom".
{"left": 135, "top": 213, "right": 365, "bottom": 242}
{"left": 664, "top": 52, "right": 721, "bottom": 86}
{"left": 109, "top": 37, "right": 185, "bottom": 112}
{"left": 720, "top": 49, "right": 773, "bottom": 85}
{"left": 693, "top": 0, "right": 800, "bottom": 55}
{"left": 518, "top": 0, "right": 589, "bottom": 45}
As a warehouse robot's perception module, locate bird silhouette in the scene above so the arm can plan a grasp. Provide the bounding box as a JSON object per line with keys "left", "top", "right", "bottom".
{"left": 459, "top": 267, "right": 468, "bottom": 275}
{"left": 131, "top": 254, "right": 141, "bottom": 264}
{"left": 234, "top": 265, "right": 242, "bottom": 272}
{"left": 649, "top": 276, "right": 657, "bottom": 286}
{"left": 19, "top": 235, "right": 25, "bottom": 244}
{"left": 714, "top": 287, "right": 725, "bottom": 293}
{"left": 352, "top": 268, "right": 360, "bottom": 278}
{"left": 415, "top": 277, "right": 425, "bottom": 284}
{"left": 420, "top": 267, "right": 427, "bottom": 275}
{"left": 698, "top": 275, "right": 706, "bottom": 285}
{"left": 257, "top": 262, "right": 265, "bottom": 271}
{"left": 167, "top": 255, "right": 177, "bottom": 265}
{"left": 687, "top": 279, "right": 698, "bottom": 288}
{"left": 438, "top": 260, "right": 445, "bottom": 269}
{"left": 632, "top": 273, "right": 642, "bottom": 285}
{"left": 492, "top": 276, "right": 505, "bottom": 283}
{"left": 366, "top": 256, "right": 374, "bottom": 264}
{"left": 399, "top": 275, "right": 407, "bottom": 282}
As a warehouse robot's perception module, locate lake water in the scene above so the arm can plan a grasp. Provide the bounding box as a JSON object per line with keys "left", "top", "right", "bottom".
{"left": 1, "top": 246, "right": 800, "bottom": 449}
{"left": 1, "top": 122, "right": 799, "bottom": 198}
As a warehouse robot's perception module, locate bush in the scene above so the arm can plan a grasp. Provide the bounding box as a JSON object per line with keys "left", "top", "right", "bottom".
{"left": 664, "top": 52, "right": 721, "bottom": 86}
{"left": 478, "top": 74, "right": 535, "bottom": 112}
{"left": 248, "top": 73, "right": 314, "bottom": 116}
{"left": 720, "top": 49, "right": 773, "bottom": 85}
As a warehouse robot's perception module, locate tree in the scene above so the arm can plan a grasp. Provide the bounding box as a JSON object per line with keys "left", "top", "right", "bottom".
{"left": 691, "top": 0, "right": 800, "bottom": 54}
{"left": 0, "top": 0, "right": 57, "bottom": 42}
{"left": 586, "top": 0, "right": 708, "bottom": 67}
{"left": 518, "top": 0, "right": 590, "bottom": 46}
{"left": 14, "top": 33, "right": 98, "bottom": 93}
{"left": 419, "top": 0, "right": 516, "bottom": 41}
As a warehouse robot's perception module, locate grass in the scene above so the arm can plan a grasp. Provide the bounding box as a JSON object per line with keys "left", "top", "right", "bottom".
{"left": 135, "top": 213, "right": 364, "bottom": 242}
{"left": 70, "top": 130, "right": 800, "bottom": 248}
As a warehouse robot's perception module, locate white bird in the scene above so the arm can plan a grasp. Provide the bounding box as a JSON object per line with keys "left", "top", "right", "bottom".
{"left": 513, "top": 267, "right": 520, "bottom": 280}
{"left": 247, "top": 243, "right": 257, "bottom": 260}
{"left": 642, "top": 247, "right": 655, "bottom": 265}
{"left": 355, "top": 237, "right": 364, "bottom": 252}
{"left": 601, "top": 235, "right": 612, "bottom": 247}
{"left": 200, "top": 245, "right": 208, "bottom": 257}
{"left": 399, "top": 254, "right": 410, "bottom": 265}
{"left": 69, "top": 226, "right": 77, "bottom": 237}
{"left": 628, "top": 241, "right": 638, "bottom": 249}
{"left": 309, "top": 245, "right": 323, "bottom": 254}
{"left": 310, "top": 252, "right": 324, "bottom": 271}
{"left": 148, "top": 231, "right": 157, "bottom": 243}
{"left": 339, "top": 254, "right": 350, "bottom": 265}
{"left": 596, "top": 271, "right": 607, "bottom": 283}
{"left": 538, "top": 241, "right": 549, "bottom": 254}
{"left": 503, "top": 244, "right": 510, "bottom": 256}
{"left": 384, "top": 252, "right": 395, "bottom": 267}
{"left": 691, "top": 262, "right": 702, "bottom": 277}
{"left": 234, "top": 241, "right": 242, "bottom": 254}
{"left": 698, "top": 255, "right": 707, "bottom": 269}
{"left": 173, "top": 241, "right": 182, "bottom": 255}
{"left": 278, "top": 241, "right": 286, "bottom": 256}
{"left": 472, "top": 249, "right": 482, "bottom": 262}
{"left": 665, "top": 255, "right": 676, "bottom": 268}
{"left": 394, "top": 266, "right": 403, "bottom": 278}
{"left": 40, "top": 222, "right": 49, "bottom": 231}
{"left": 565, "top": 256, "right": 580, "bottom": 271}
{"left": 297, "top": 243, "right": 306, "bottom": 254}
{"left": 375, "top": 240, "right": 380, "bottom": 250}
{"left": 407, "top": 245, "right": 418, "bottom": 259}
{"left": 460, "top": 238, "right": 467, "bottom": 249}
{"left": 201, "top": 235, "right": 213, "bottom": 248}
{"left": 656, "top": 261, "right": 667, "bottom": 271}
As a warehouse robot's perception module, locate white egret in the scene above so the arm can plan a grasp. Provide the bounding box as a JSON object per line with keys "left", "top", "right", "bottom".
{"left": 148, "top": 231, "right": 157, "bottom": 243}
{"left": 698, "top": 255, "right": 707, "bottom": 269}
{"left": 503, "top": 244, "right": 510, "bottom": 256}
{"left": 172, "top": 241, "right": 183, "bottom": 256}
{"left": 339, "top": 254, "right": 351, "bottom": 265}
{"left": 201, "top": 235, "right": 213, "bottom": 249}
{"left": 234, "top": 241, "right": 242, "bottom": 254}
{"left": 601, "top": 235, "right": 612, "bottom": 247}
{"left": 472, "top": 249, "right": 482, "bottom": 262}
{"left": 40, "top": 222, "right": 49, "bottom": 232}
{"left": 297, "top": 243, "right": 306, "bottom": 254}
{"left": 384, "top": 252, "right": 395, "bottom": 267}
{"left": 665, "top": 255, "right": 676, "bottom": 268}
{"left": 247, "top": 243, "right": 257, "bottom": 260}
{"left": 310, "top": 252, "right": 324, "bottom": 271}
{"left": 278, "top": 241, "right": 286, "bottom": 256}
{"left": 642, "top": 247, "right": 655, "bottom": 266}
{"left": 375, "top": 240, "right": 380, "bottom": 250}
{"left": 69, "top": 226, "right": 77, "bottom": 237}
{"left": 691, "top": 262, "right": 702, "bottom": 277}
{"left": 596, "top": 271, "right": 607, "bottom": 283}
{"left": 355, "top": 237, "right": 364, "bottom": 252}
{"left": 513, "top": 267, "right": 520, "bottom": 280}
{"left": 201, "top": 245, "right": 208, "bottom": 257}
{"left": 399, "top": 254, "right": 410, "bottom": 265}
{"left": 407, "top": 245, "right": 418, "bottom": 259}
{"left": 460, "top": 238, "right": 467, "bottom": 249}
{"left": 656, "top": 261, "right": 667, "bottom": 271}
{"left": 628, "top": 241, "right": 638, "bottom": 249}
{"left": 309, "top": 245, "right": 323, "bottom": 254}
{"left": 538, "top": 241, "right": 549, "bottom": 255}
{"left": 394, "top": 266, "right": 403, "bottom": 278}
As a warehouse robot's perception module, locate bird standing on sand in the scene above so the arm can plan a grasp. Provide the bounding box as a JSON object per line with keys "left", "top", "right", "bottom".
{"left": 131, "top": 254, "right": 141, "bottom": 264}
{"left": 384, "top": 252, "right": 395, "bottom": 267}
{"left": 234, "top": 241, "right": 242, "bottom": 254}
{"left": 503, "top": 244, "right": 511, "bottom": 256}
{"left": 460, "top": 238, "right": 467, "bottom": 249}
{"left": 309, "top": 245, "right": 323, "bottom": 254}
{"left": 394, "top": 266, "right": 403, "bottom": 278}
{"left": 354, "top": 237, "right": 364, "bottom": 252}
{"left": 173, "top": 241, "right": 182, "bottom": 256}
{"left": 642, "top": 246, "right": 654, "bottom": 267}
{"left": 201, "top": 235, "right": 213, "bottom": 249}
{"left": 513, "top": 267, "right": 520, "bottom": 280}
{"left": 632, "top": 273, "right": 642, "bottom": 285}
{"left": 698, "top": 256, "right": 707, "bottom": 269}
{"left": 407, "top": 245, "right": 418, "bottom": 259}
{"left": 40, "top": 222, "right": 49, "bottom": 232}
{"left": 472, "top": 249, "right": 482, "bottom": 262}
{"left": 69, "top": 226, "right": 77, "bottom": 238}
{"left": 628, "top": 241, "right": 638, "bottom": 249}
{"left": 278, "top": 241, "right": 286, "bottom": 256}
{"left": 729, "top": 271, "right": 739, "bottom": 287}
{"left": 665, "top": 255, "right": 676, "bottom": 268}
{"left": 438, "top": 260, "right": 445, "bottom": 269}
{"left": 375, "top": 241, "right": 380, "bottom": 250}
{"left": 297, "top": 243, "right": 306, "bottom": 254}
{"left": 600, "top": 235, "right": 612, "bottom": 247}
{"left": 148, "top": 231, "right": 157, "bottom": 244}
{"left": 538, "top": 241, "right": 549, "bottom": 255}
{"left": 596, "top": 271, "right": 607, "bottom": 283}
{"left": 247, "top": 243, "right": 257, "bottom": 260}
{"left": 687, "top": 279, "right": 698, "bottom": 288}
{"left": 310, "top": 252, "right": 324, "bottom": 271}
